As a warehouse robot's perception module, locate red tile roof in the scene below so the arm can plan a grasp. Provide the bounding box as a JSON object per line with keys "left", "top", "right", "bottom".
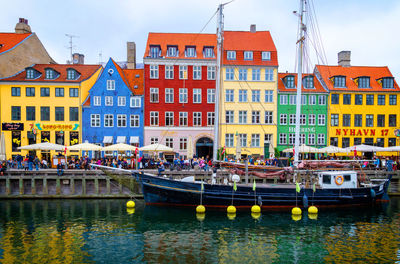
{"left": 315, "top": 65, "right": 400, "bottom": 92}
{"left": 0, "top": 33, "right": 32, "bottom": 54}
{"left": 110, "top": 59, "right": 144, "bottom": 95}
{"left": 278, "top": 73, "right": 327, "bottom": 93}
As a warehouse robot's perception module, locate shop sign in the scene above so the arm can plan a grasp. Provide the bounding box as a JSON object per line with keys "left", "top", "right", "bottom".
{"left": 33, "top": 123, "right": 79, "bottom": 131}
{"left": 288, "top": 127, "right": 316, "bottom": 133}
{"left": 2, "top": 123, "right": 24, "bottom": 131}
{"left": 335, "top": 128, "right": 389, "bottom": 137}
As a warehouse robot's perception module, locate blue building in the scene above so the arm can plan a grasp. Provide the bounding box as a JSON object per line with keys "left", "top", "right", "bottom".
{"left": 82, "top": 58, "right": 144, "bottom": 157}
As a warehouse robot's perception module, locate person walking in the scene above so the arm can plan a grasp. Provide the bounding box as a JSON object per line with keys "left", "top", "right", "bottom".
{"left": 57, "top": 161, "right": 64, "bottom": 176}
{"left": 34, "top": 156, "right": 40, "bottom": 171}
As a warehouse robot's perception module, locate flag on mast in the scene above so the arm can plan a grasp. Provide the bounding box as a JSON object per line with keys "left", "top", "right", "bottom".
{"left": 233, "top": 181, "right": 237, "bottom": 192}
{"left": 296, "top": 182, "right": 301, "bottom": 193}
{"left": 253, "top": 179, "right": 256, "bottom": 191}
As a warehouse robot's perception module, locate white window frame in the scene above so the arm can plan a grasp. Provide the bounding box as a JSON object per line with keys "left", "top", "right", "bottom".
{"left": 300, "top": 114, "right": 306, "bottom": 125}
{"left": 252, "top": 111, "right": 260, "bottom": 124}
{"left": 193, "top": 89, "right": 202, "bottom": 103}
{"left": 179, "top": 65, "right": 188, "bottom": 79}
{"left": 193, "top": 112, "right": 202, "bottom": 126}
{"left": 93, "top": 96, "right": 101, "bottom": 106}
{"left": 179, "top": 112, "right": 188, "bottom": 126}
{"left": 226, "top": 110, "right": 234, "bottom": 124}
{"left": 280, "top": 114, "right": 287, "bottom": 125}
{"left": 252, "top": 68, "right": 261, "bottom": 81}
{"left": 317, "top": 134, "right": 325, "bottom": 145}
{"left": 239, "top": 68, "right": 247, "bottom": 81}
{"left": 225, "top": 133, "right": 234, "bottom": 147}
{"left": 150, "top": 65, "right": 159, "bottom": 79}
{"left": 179, "top": 137, "right": 188, "bottom": 150}
{"left": 239, "top": 134, "right": 247, "bottom": 147}
{"left": 225, "top": 89, "right": 234, "bottom": 102}
{"left": 289, "top": 114, "right": 296, "bottom": 125}
{"left": 309, "top": 95, "right": 316, "bottom": 105}
{"left": 106, "top": 80, "right": 115, "bottom": 90}
{"left": 239, "top": 110, "right": 247, "bottom": 124}
{"left": 265, "top": 111, "right": 273, "bottom": 124}
{"left": 105, "top": 96, "right": 113, "bottom": 106}
{"left": 308, "top": 134, "right": 316, "bottom": 145}
{"left": 150, "top": 88, "right": 159, "bottom": 103}
{"left": 165, "top": 88, "right": 174, "bottom": 103}
{"left": 279, "top": 134, "right": 287, "bottom": 145}
{"left": 204, "top": 47, "right": 214, "bottom": 58}
{"left": 226, "top": 68, "right": 234, "bottom": 80}
{"left": 150, "top": 137, "right": 159, "bottom": 144}
{"left": 318, "top": 114, "right": 326, "bottom": 126}
{"left": 117, "top": 96, "right": 126, "bottom": 106}
{"left": 265, "top": 90, "right": 273, "bottom": 103}
{"left": 262, "top": 51, "right": 271, "bottom": 61}
{"left": 265, "top": 68, "right": 274, "bottom": 81}
{"left": 117, "top": 114, "right": 127, "bottom": 127}
{"left": 165, "top": 65, "right": 174, "bottom": 79}
{"left": 130, "top": 96, "right": 141, "bottom": 108}
{"left": 309, "top": 114, "right": 316, "bottom": 125}
{"left": 91, "top": 114, "right": 100, "bottom": 127}
{"left": 239, "top": 90, "right": 248, "bottom": 102}
{"left": 150, "top": 111, "right": 159, "bottom": 126}
{"left": 193, "top": 66, "right": 202, "bottom": 80}
{"left": 252, "top": 90, "right": 261, "bottom": 102}
{"left": 104, "top": 114, "right": 114, "bottom": 127}
{"left": 179, "top": 88, "right": 188, "bottom": 103}
{"left": 227, "top": 51, "right": 236, "bottom": 60}
{"left": 318, "top": 95, "right": 326, "bottom": 105}
{"left": 244, "top": 51, "right": 253, "bottom": 60}
{"left": 251, "top": 134, "right": 260, "bottom": 147}
{"left": 280, "top": 95, "right": 288, "bottom": 105}
{"left": 289, "top": 95, "right": 296, "bottom": 105}
{"left": 207, "top": 112, "right": 215, "bottom": 126}
{"left": 165, "top": 137, "right": 173, "bottom": 148}
{"left": 207, "top": 89, "right": 215, "bottom": 103}
{"left": 185, "top": 47, "right": 196, "bottom": 57}
{"left": 207, "top": 66, "right": 216, "bottom": 80}
{"left": 289, "top": 134, "right": 295, "bottom": 145}
{"left": 165, "top": 111, "right": 174, "bottom": 126}
{"left": 130, "top": 115, "right": 139, "bottom": 127}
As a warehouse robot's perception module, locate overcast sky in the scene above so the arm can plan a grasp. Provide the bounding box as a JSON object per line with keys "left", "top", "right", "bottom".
{"left": 1, "top": 0, "right": 400, "bottom": 78}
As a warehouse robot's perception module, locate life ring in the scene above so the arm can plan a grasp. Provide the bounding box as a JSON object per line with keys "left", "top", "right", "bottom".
{"left": 335, "top": 175, "right": 344, "bottom": 185}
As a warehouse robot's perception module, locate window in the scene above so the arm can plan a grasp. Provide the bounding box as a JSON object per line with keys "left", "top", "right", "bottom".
{"left": 179, "top": 112, "right": 188, "bottom": 126}
{"left": 130, "top": 115, "right": 139, "bottom": 127}
{"left": 26, "top": 106, "right": 35, "bottom": 121}
{"left": 343, "top": 114, "right": 351, "bottom": 127}
{"left": 300, "top": 114, "right": 306, "bottom": 125}
{"left": 104, "top": 114, "right": 114, "bottom": 127}
{"left": 252, "top": 111, "right": 260, "bottom": 124}
{"left": 12, "top": 87, "right": 20, "bottom": 96}
{"left": 45, "top": 69, "right": 54, "bottom": 79}
{"left": 69, "top": 88, "right": 78, "bottom": 97}
{"left": 303, "top": 76, "right": 314, "bottom": 88}
{"left": 244, "top": 51, "right": 253, "bottom": 60}
{"left": 26, "top": 87, "right": 35, "bottom": 97}
{"left": 225, "top": 110, "right": 234, "bottom": 124}
{"left": 150, "top": 112, "right": 159, "bottom": 126}
{"left": 118, "top": 96, "right": 126, "bottom": 106}
{"left": 179, "top": 138, "right": 188, "bottom": 150}
{"left": 354, "top": 138, "right": 362, "bottom": 146}
{"left": 334, "top": 76, "right": 346, "bottom": 88}
{"left": 226, "top": 68, "right": 234, "bottom": 80}
{"left": 343, "top": 94, "right": 351, "bottom": 105}
{"left": 38, "top": 87, "right": 49, "bottom": 97}
{"left": 331, "top": 94, "right": 339, "bottom": 104}
{"left": 318, "top": 95, "right": 326, "bottom": 105}
{"left": 207, "top": 89, "right": 215, "bottom": 103}
{"left": 265, "top": 68, "right": 274, "bottom": 81}
{"left": 207, "top": 112, "right": 215, "bottom": 126}
{"left": 280, "top": 95, "right": 288, "bottom": 105}
{"left": 285, "top": 76, "right": 295, "bottom": 88}
{"left": 382, "top": 77, "right": 394, "bottom": 88}
{"left": 308, "top": 134, "right": 315, "bottom": 145}
{"left": 389, "top": 115, "right": 396, "bottom": 127}
{"left": 366, "top": 94, "right": 374, "bottom": 105}
{"left": 309, "top": 114, "right": 315, "bottom": 125}
{"left": 239, "top": 111, "right": 247, "bottom": 124}
{"left": 288, "top": 134, "right": 295, "bottom": 145}
{"left": 279, "top": 134, "right": 287, "bottom": 145}
{"left": 227, "top": 51, "right": 236, "bottom": 60}
{"left": 289, "top": 114, "right": 296, "bottom": 125}
{"left": 309, "top": 95, "right": 316, "bottom": 105}
{"left": 67, "top": 69, "right": 77, "bottom": 80}
{"left": 204, "top": 47, "right": 214, "bottom": 58}
{"left": 165, "top": 137, "right": 173, "bottom": 148}
{"left": 239, "top": 68, "right": 247, "bottom": 81}
{"left": 117, "top": 114, "right": 127, "bottom": 127}
{"left": 252, "top": 69, "right": 260, "bottom": 81}
{"left": 301, "top": 95, "right": 307, "bottom": 105}
{"left": 69, "top": 107, "right": 79, "bottom": 121}
{"left": 92, "top": 96, "right": 100, "bottom": 106}
{"left": 251, "top": 134, "right": 260, "bottom": 147}
{"left": 185, "top": 47, "right": 196, "bottom": 57}
{"left": 239, "top": 90, "right": 248, "bottom": 102}
{"left": 150, "top": 65, "right": 159, "bottom": 79}
{"left": 225, "top": 134, "right": 234, "bottom": 147}
{"left": 40, "top": 107, "right": 50, "bottom": 121}
{"left": 193, "top": 112, "right": 202, "bottom": 126}
{"left": 355, "top": 94, "right": 363, "bottom": 105}
{"left": 317, "top": 134, "right": 325, "bottom": 145}
{"left": 389, "top": 138, "right": 397, "bottom": 147}
{"left": 150, "top": 137, "right": 159, "bottom": 144}
{"left": 130, "top": 96, "right": 141, "bottom": 107}
{"left": 322, "top": 175, "right": 331, "bottom": 184}
{"left": 149, "top": 46, "right": 160, "bottom": 58}
{"left": 91, "top": 114, "right": 100, "bottom": 127}
{"left": 55, "top": 87, "right": 64, "bottom": 97}
{"left": 299, "top": 134, "right": 306, "bottom": 145}
{"left": 179, "top": 88, "right": 188, "bottom": 103}
{"left": 26, "top": 69, "right": 34, "bottom": 79}
{"left": 342, "top": 138, "right": 350, "bottom": 148}
{"left": 207, "top": 66, "right": 216, "bottom": 80}
{"left": 318, "top": 114, "right": 325, "bottom": 126}
{"left": 365, "top": 138, "right": 374, "bottom": 146}
{"left": 150, "top": 88, "right": 159, "bottom": 103}
{"left": 376, "top": 138, "right": 384, "bottom": 147}
{"left": 193, "top": 89, "right": 202, "bottom": 103}
{"left": 289, "top": 95, "right": 296, "bottom": 105}
{"left": 265, "top": 111, "right": 273, "bottom": 124}
{"left": 358, "top": 77, "right": 370, "bottom": 88}
{"left": 252, "top": 90, "right": 260, "bottom": 102}
{"left": 239, "top": 134, "right": 247, "bottom": 147}
{"left": 165, "top": 88, "right": 174, "bottom": 103}
{"left": 179, "top": 66, "right": 187, "bottom": 79}
{"left": 377, "top": 115, "right": 385, "bottom": 127}
{"left": 265, "top": 90, "right": 273, "bottom": 103}
{"left": 165, "top": 65, "right": 174, "bottom": 79}
{"left": 354, "top": 114, "right": 362, "bottom": 127}
{"left": 264, "top": 134, "right": 272, "bottom": 145}
{"left": 262, "top": 51, "right": 271, "bottom": 61}
{"left": 193, "top": 66, "right": 202, "bottom": 80}
{"left": 106, "top": 80, "right": 115, "bottom": 90}
{"left": 105, "top": 96, "right": 113, "bottom": 106}
{"left": 378, "top": 95, "right": 385, "bottom": 105}
{"left": 11, "top": 106, "right": 21, "bottom": 120}
{"left": 280, "top": 114, "right": 287, "bottom": 125}
{"left": 225, "top": 90, "right": 234, "bottom": 102}
{"left": 389, "top": 95, "right": 397, "bottom": 105}
{"left": 55, "top": 107, "right": 64, "bottom": 121}
{"left": 167, "top": 46, "right": 178, "bottom": 57}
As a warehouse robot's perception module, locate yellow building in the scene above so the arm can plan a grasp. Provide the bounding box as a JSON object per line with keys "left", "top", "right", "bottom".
{"left": 0, "top": 64, "right": 101, "bottom": 161}
{"left": 219, "top": 29, "right": 278, "bottom": 159}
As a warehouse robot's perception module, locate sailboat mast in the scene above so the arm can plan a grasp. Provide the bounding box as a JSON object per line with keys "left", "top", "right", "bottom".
{"left": 294, "top": 0, "right": 306, "bottom": 166}
{"left": 213, "top": 4, "right": 224, "bottom": 161}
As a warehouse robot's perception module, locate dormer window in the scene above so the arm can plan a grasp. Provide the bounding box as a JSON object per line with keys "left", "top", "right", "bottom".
{"left": 262, "top": 51, "right": 271, "bottom": 61}
{"left": 26, "top": 68, "right": 35, "bottom": 79}
{"left": 303, "top": 75, "right": 314, "bottom": 89}
{"left": 358, "top": 76, "right": 370, "bottom": 88}
{"left": 284, "top": 75, "right": 295, "bottom": 88}
{"left": 203, "top": 47, "right": 214, "bottom": 58}
{"left": 67, "top": 69, "right": 78, "bottom": 80}
{"left": 45, "top": 68, "right": 55, "bottom": 79}
{"left": 227, "top": 51, "right": 236, "bottom": 60}
{"left": 244, "top": 51, "right": 253, "bottom": 60}
{"left": 381, "top": 77, "right": 394, "bottom": 88}
{"left": 135, "top": 74, "right": 140, "bottom": 78}
{"left": 149, "top": 45, "right": 161, "bottom": 58}
{"left": 333, "top": 76, "right": 346, "bottom": 88}
{"left": 167, "top": 46, "right": 178, "bottom": 57}
{"left": 185, "top": 46, "right": 196, "bottom": 57}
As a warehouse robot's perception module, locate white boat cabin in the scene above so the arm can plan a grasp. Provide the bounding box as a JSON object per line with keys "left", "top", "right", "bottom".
{"left": 317, "top": 171, "right": 357, "bottom": 189}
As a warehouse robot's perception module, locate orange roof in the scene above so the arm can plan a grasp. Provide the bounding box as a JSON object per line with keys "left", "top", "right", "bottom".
{"left": 1, "top": 64, "right": 101, "bottom": 82}
{"left": 144, "top": 32, "right": 216, "bottom": 60}
{"left": 315, "top": 65, "right": 400, "bottom": 92}
{"left": 0, "top": 33, "right": 32, "bottom": 54}
{"left": 278, "top": 73, "right": 327, "bottom": 93}
{"left": 123, "top": 69, "right": 144, "bottom": 95}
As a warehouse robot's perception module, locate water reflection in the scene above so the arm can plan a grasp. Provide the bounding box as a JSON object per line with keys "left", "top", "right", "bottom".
{"left": 0, "top": 199, "right": 399, "bottom": 263}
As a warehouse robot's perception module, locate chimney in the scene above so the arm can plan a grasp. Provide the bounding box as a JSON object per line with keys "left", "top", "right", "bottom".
{"left": 250, "top": 24, "right": 256, "bottom": 33}
{"left": 338, "top": 51, "right": 351, "bottom": 67}
{"left": 15, "top": 18, "right": 32, "bottom": 34}
{"left": 72, "top": 53, "right": 84, "bottom": 64}
{"left": 127, "top": 42, "right": 136, "bottom": 69}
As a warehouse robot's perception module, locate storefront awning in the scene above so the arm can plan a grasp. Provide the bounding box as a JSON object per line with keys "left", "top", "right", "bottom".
{"left": 117, "top": 136, "right": 126, "bottom": 144}
{"left": 130, "top": 136, "right": 139, "bottom": 144}
{"left": 103, "top": 136, "right": 113, "bottom": 144}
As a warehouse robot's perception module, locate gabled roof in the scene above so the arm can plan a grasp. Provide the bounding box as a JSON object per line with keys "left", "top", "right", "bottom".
{"left": 110, "top": 58, "right": 144, "bottom": 95}
{"left": 144, "top": 32, "right": 216, "bottom": 60}
{"left": 315, "top": 65, "right": 400, "bottom": 92}
{"left": 0, "top": 33, "right": 32, "bottom": 54}
{"left": 278, "top": 73, "right": 327, "bottom": 93}
{"left": 0, "top": 64, "right": 101, "bottom": 83}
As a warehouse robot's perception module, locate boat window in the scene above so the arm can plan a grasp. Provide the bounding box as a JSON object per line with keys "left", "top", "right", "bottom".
{"left": 322, "top": 175, "right": 331, "bottom": 184}
{"left": 344, "top": 175, "right": 351, "bottom": 182}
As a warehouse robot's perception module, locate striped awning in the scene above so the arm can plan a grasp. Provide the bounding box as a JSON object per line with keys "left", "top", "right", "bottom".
{"left": 117, "top": 136, "right": 126, "bottom": 144}
{"left": 130, "top": 136, "right": 139, "bottom": 144}
{"left": 103, "top": 136, "right": 113, "bottom": 144}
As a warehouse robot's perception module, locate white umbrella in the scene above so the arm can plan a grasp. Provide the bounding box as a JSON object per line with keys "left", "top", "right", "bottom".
{"left": 282, "top": 144, "right": 321, "bottom": 153}
{"left": 0, "top": 132, "right": 6, "bottom": 160}
{"left": 235, "top": 135, "right": 241, "bottom": 160}
{"left": 102, "top": 143, "right": 138, "bottom": 151}
{"left": 346, "top": 144, "right": 385, "bottom": 152}
{"left": 18, "top": 142, "right": 65, "bottom": 151}
{"left": 139, "top": 143, "right": 173, "bottom": 152}
{"left": 318, "top": 145, "right": 350, "bottom": 153}
{"left": 67, "top": 142, "right": 102, "bottom": 151}
{"left": 379, "top": 146, "right": 400, "bottom": 152}
{"left": 187, "top": 136, "right": 194, "bottom": 159}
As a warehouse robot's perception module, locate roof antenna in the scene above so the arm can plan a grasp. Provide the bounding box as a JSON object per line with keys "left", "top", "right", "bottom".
{"left": 65, "top": 34, "right": 79, "bottom": 64}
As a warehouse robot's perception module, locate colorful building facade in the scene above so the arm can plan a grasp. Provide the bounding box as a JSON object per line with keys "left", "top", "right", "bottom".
{"left": 82, "top": 58, "right": 144, "bottom": 156}
{"left": 219, "top": 30, "right": 278, "bottom": 159}
{"left": 0, "top": 64, "right": 101, "bottom": 160}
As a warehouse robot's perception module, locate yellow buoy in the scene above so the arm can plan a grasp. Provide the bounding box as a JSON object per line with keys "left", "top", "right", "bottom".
{"left": 126, "top": 208, "right": 135, "bottom": 215}
{"left": 251, "top": 212, "right": 261, "bottom": 220}
{"left": 227, "top": 205, "right": 236, "bottom": 214}
{"left": 196, "top": 213, "right": 205, "bottom": 221}
{"left": 126, "top": 200, "right": 135, "bottom": 208}
{"left": 292, "top": 207, "right": 302, "bottom": 215}
{"left": 292, "top": 214, "right": 302, "bottom": 221}
{"left": 196, "top": 205, "right": 206, "bottom": 213}
{"left": 251, "top": 205, "right": 261, "bottom": 213}
{"left": 227, "top": 212, "right": 236, "bottom": 220}
{"left": 308, "top": 213, "right": 318, "bottom": 220}
{"left": 308, "top": 206, "right": 318, "bottom": 214}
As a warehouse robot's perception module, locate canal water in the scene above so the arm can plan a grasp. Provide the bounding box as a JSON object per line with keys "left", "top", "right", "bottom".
{"left": 0, "top": 199, "right": 399, "bottom": 264}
